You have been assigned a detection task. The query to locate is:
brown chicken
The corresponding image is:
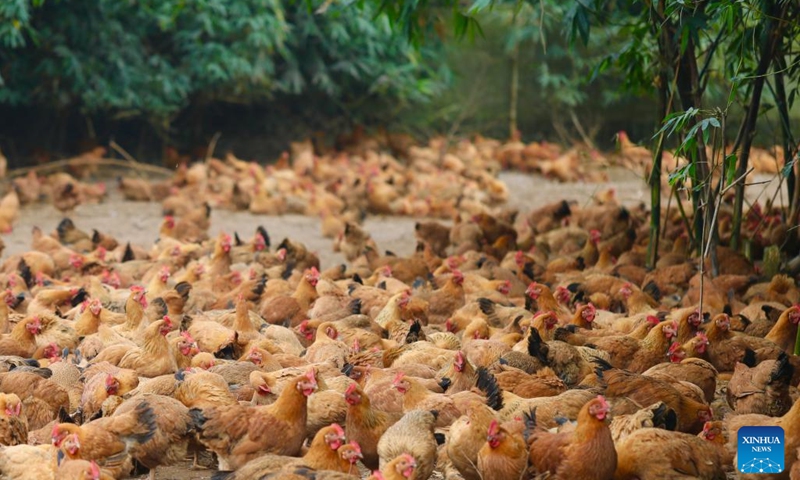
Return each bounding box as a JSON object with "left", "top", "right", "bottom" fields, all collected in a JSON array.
[
  {"left": 110, "top": 395, "right": 194, "bottom": 480},
  {"left": 643, "top": 357, "right": 718, "bottom": 404},
  {"left": 78, "top": 370, "right": 138, "bottom": 423},
  {"left": 0, "top": 370, "right": 69, "bottom": 431},
  {"left": 368, "top": 453, "right": 418, "bottom": 480},
  {"left": 217, "top": 424, "right": 359, "bottom": 478},
  {"left": 0, "top": 393, "right": 27, "bottom": 446},
  {"left": 94, "top": 317, "right": 176, "bottom": 377},
  {"left": 0, "top": 316, "right": 42, "bottom": 357},
  {"left": 259, "top": 267, "right": 320, "bottom": 327},
  {"left": 0, "top": 443, "right": 60, "bottom": 479},
  {"left": 594, "top": 359, "right": 712, "bottom": 433},
  {"left": 726, "top": 353, "right": 794, "bottom": 416},
  {"left": 56, "top": 457, "right": 109, "bottom": 480},
  {"left": 764, "top": 304, "right": 800, "bottom": 353},
  {"left": 444, "top": 402, "right": 497, "bottom": 480},
  {"left": 526, "top": 395, "right": 617, "bottom": 480},
  {"left": 477, "top": 418, "right": 528, "bottom": 480},
  {"left": 52, "top": 401, "right": 157, "bottom": 478},
  {"left": 344, "top": 383, "right": 400, "bottom": 470},
  {"left": 190, "top": 369, "right": 319, "bottom": 470},
  {"left": 376, "top": 410, "right": 437, "bottom": 480},
  {"left": 614, "top": 427, "right": 728, "bottom": 479},
  {"left": 414, "top": 221, "right": 451, "bottom": 258}
]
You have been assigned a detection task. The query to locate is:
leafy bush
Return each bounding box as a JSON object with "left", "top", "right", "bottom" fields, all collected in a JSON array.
[{"left": 0, "top": 0, "right": 447, "bottom": 122}]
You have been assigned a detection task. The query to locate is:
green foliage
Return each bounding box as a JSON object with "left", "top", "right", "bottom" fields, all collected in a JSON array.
[{"left": 0, "top": 0, "right": 447, "bottom": 122}]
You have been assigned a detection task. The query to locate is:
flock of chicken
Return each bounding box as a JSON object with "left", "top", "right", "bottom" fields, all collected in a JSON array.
[{"left": 0, "top": 133, "right": 795, "bottom": 480}]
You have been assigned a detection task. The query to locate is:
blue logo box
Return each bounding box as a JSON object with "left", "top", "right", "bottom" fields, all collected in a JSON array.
[{"left": 737, "top": 426, "right": 784, "bottom": 474}]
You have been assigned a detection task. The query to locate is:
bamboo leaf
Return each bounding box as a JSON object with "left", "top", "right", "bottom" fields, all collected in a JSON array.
[{"left": 725, "top": 153, "right": 737, "bottom": 187}]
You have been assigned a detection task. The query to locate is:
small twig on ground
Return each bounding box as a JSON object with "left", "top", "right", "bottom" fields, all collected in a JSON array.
[
  {"left": 110, "top": 141, "right": 150, "bottom": 180},
  {"left": 569, "top": 110, "right": 597, "bottom": 151},
  {"left": 206, "top": 132, "right": 222, "bottom": 163}
]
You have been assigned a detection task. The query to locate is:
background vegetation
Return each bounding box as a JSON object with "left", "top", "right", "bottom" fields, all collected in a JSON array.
[
  {"left": 5, "top": 0, "right": 795, "bottom": 167},
  {"left": 0, "top": 0, "right": 446, "bottom": 164}
]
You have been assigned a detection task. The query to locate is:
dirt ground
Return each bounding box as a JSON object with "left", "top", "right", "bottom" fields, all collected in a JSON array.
[
  {"left": 0, "top": 168, "right": 784, "bottom": 479},
  {"left": 3, "top": 168, "right": 783, "bottom": 267}
]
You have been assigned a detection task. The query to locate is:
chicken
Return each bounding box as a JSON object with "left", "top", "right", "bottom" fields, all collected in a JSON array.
[
  {"left": 0, "top": 316, "right": 42, "bottom": 357},
  {"left": 391, "top": 371, "right": 483, "bottom": 427},
  {"left": 376, "top": 410, "right": 437, "bottom": 480},
  {"left": 0, "top": 190, "right": 20, "bottom": 233},
  {"left": 476, "top": 418, "right": 527, "bottom": 480},
  {"left": 593, "top": 359, "right": 712, "bottom": 434},
  {"left": 413, "top": 270, "right": 465, "bottom": 325},
  {"left": 0, "top": 393, "right": 27, "bottom": 446},
  {"left": 369, "top": 453, "right": 418, "bottom": 480},
  {"left": 259, "top": 267, "right": 320, "bottom": 327},
  {"left": 643, "top": 357, "right": 718, "bottom": 404},
  {"left": 304, "top": 322, "right": 351, "bottom": 368},
  {"left": 414, "top": 221, "right": 451, "bottom": 257},
  {"left": 52, "top": 400, "right": 157, "bottom": 478},
  {"left": 0, "top": 370, "right": 69, "bottom": 431},
  {"left": 190, "top": 369, "right": 319, "bottom": 470},
  {"left": 118, "top": 177, "right": 153, "bottom": 201},
  {"left": 526, "top": 395, "right": 617, "bottom": 479},
  {"left": 174, "top": 369, "right": 238, "bottom": 409},
  {"left": 94, "top": 317, "right": 177, "bottom": 377},
  {"left": 344, "top": 383, "right": 400, "bottom": 470},
  {"left": 492, "top": 365, "right": 566, "bottom": 398},
  {"left": 442, "top": 401, "right": 495, "bottom": 480},
  {"left": 764, "top": 304, "right": 800, "bottom": 353},
  {"left": 48, "top": 173, "right": 84, "bottom": 214},
  {"left": 614, "top": 427, "right": 728, "bottom": 479},
  {"left": 726, "top": 353, "right": 794, "bottom": 416},
  {"left": 216, "top": 424, "right": 359, "bottom": 478},
  {"left": 0, "top": 443, "right": 59, "bottom": 480},
  {"left": 608, "top": 401, "right": 677, "bottom": 443},
  {"left": 111, "top": 395, "right": 194, "bottom": 480},
  {"left": 55, "top": 458, "right": 108, "bottom": 480}
]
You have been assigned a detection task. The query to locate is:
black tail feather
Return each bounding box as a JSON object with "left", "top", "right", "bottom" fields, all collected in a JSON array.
[
  {"left": 133, "top": 401, "right": 158, "bottom": 444},
  {"left": 174, "top": 281, "right": 192, "bottom": 301},
  {"left": 522, "top": 262, "right": 535, "bottom": 280},
  {"left": 257, "top": 226, "right": 270, "bottom": 248},
  {"left": 527, "top": 328, "right": 549, "bottom": 364},
  {"left": 341, "top": 363, "right": 355, "bottom": 377},
  {"left": 476, "top": 367, "right": 504, "bottom": 411},
  {"left": 592, "top": 357, "right": 615, "bottom": 378},
  {"left": 70, "top": 288, "right": 88, "bottom": 307},
  {"left": 251, "top": 275, "right": 267, "bottom": 298},
  {"left": 18, "top": 259, "right": 33, "bottom": 289},
  {"left": 477, "top": 297, "right": 495, "bottom": 316},
  {"left": 642, "top": 281, "right": 661, "bottom": 301},
  {"left": 522, "top": 407, "right": 537, "bottom": 443},
  {"left": 281, "top": 262, "right": 295, "bottom": 281},
  {"left": 770, "top": 353, "right": 794, "bottom": 385},
  {"left": 122, "top": 243, "right": 134, "bottom": 262},
  {"left": 189, "top": 407, "right": 206, "bottom": 430},
  {"left": 349, "top": 298, "right": 362, "bottom": 315},
  {"left": 742, "top": 348, "right": 757, "bottom": 368},
  {"left": 438, "top": 377, "right": 451, "bottom": 391},
  {"left": 651, "top": 402, "right": 678, "bottom": 431}
]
